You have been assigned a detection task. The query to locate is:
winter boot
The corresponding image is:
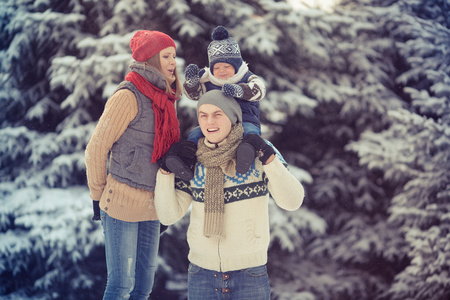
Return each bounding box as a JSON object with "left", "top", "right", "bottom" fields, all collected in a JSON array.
[
  {"left": 235, "top": 134, "right": 258, "bottom": 174},
  {"left": 165, "top": 141, "right": 197, "bottom": 181}
]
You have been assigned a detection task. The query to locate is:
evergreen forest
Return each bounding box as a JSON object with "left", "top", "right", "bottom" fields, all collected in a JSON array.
[{"left": 1, "top": 0, "right": 449, "bottom": 299}]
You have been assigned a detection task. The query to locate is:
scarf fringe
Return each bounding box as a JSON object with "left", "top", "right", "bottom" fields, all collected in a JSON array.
[{"left": 203, "top": 211, "right": 225, "bottom": 238}]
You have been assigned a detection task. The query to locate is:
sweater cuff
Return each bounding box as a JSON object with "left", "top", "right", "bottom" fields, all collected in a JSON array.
[
  {"left": 263, "top": 155, "right": 284, "bottom": 171},
  {"left": 89, "top": 188, "right": 104, "bottom": 201}
]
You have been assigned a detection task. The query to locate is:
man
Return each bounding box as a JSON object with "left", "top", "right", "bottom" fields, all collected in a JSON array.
[{"left": 155, "top": 89, "right": 304, "bottom": 300}]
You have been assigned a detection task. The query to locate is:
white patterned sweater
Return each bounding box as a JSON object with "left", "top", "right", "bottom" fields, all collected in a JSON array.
[{"left": 154, "top": 143, "right": 305, "bottom": 273}]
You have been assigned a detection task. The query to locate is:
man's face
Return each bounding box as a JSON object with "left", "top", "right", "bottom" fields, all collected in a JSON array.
[{"left": 198, "top": 104, "right": 232, "bottom": 144}]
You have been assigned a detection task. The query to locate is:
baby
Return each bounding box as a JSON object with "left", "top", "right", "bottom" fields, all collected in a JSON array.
[{"left": 159, "top": 26, "right": 266, "bottom": 180}]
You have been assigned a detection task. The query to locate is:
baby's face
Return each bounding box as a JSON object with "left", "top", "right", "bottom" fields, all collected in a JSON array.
[{"left": 213, "top": 63, "right": 235, "bottom": 80}]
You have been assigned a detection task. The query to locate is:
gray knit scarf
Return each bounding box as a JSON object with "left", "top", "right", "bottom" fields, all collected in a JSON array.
[{"left": 196, "top": 123, "right": 244, "bottom": 238}]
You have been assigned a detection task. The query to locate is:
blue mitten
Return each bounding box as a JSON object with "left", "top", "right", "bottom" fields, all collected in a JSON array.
[
  {"left": 185, "top": 64, "right": 200, "bottom": 88},
  {"left": 222, "top": 83, "right": 244, "bottom": 98}
]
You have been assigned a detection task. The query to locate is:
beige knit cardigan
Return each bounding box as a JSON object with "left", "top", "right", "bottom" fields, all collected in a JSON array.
[{"left": 85, "top": 89, "right": 158, "bottom": 222}]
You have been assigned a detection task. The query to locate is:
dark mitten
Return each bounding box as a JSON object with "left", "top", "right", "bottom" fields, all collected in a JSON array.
[
  {"left": 157, "top": 155, "right": 170, "bottom": 173},
  {"left": 185, "top": 64, "right": 200, "bottom": 88},
  {"left": 164, "top": 140, "right": 198, "bottom": 181},
  {"left": 92, "top": 200, "right": 100, "bottom": 221},
  {"left": 222, "top": 83, "right": 244, "bottom": 98},
  {"left": 242, "top": 134, "right": 275, "bottom": 165}
]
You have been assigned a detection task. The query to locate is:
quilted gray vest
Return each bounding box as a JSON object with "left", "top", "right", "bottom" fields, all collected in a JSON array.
[{"left": 109, "top": 81, "right": 159, "bottom": 192}]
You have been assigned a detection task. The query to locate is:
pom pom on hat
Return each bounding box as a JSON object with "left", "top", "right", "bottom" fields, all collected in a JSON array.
[
  {"left": 211, "top": 25, "right": 229, "bottom": 40},
  {"left": 197, "top": 90, "right": 242, "bottom": 125},
  {"left": 207, "top": 26, "right": 243, "bottom": 72},
  {"left": 130, "top": 30, "right": 176, "bottom": 62}
]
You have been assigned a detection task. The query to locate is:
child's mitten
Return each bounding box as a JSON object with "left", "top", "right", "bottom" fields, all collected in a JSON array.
[
  {"left": 222, "top": 83, "right": 244, "bottom": 98},
  {"left": 185, "top": 64, "right": 200, "bottom": 88}
]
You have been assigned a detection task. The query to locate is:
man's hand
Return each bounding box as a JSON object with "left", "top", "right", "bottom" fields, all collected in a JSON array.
[{"left": 241, "top": 134, "right": 275, "bottom": 165}]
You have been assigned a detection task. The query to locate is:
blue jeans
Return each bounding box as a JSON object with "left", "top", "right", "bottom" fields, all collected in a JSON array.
[
  {"left": 100, "top": 210, "right": 160, "bottom": 300},
  {"left": 187, "top": 263, "right": 270, "bottom": 300},
  {"left": 187, "top": 122, "right": 261, "bottom": 143}
]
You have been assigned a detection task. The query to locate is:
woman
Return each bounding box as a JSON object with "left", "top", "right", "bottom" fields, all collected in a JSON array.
[{"left": 85, "top": 30, "right": 181, "bottom": 299}]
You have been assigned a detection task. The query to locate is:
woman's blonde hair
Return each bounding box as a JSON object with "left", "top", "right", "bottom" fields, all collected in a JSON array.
[{"left": 145, "top": 54, "right": 182, "bottom": 98}]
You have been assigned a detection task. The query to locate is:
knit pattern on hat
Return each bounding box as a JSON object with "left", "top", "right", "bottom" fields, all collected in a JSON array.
[
  {"left": 207, "top": 26, "right": 242, "bottom": 72},
  {"left": 196, "top": 123, "right": 244, "bottom": 237},
  {"left": 130, "top": 30, "right": 176, "bottom": 62}
]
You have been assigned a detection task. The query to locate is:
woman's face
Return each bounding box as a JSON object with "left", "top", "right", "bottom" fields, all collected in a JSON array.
[
  {"left": 159, "top": 46, "right": 176, "bottom": 82},
  {"left": 198, "top": 104, "right": 232, "bottom": 144}
]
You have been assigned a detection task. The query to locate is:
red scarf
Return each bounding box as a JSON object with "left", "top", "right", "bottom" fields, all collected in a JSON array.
[{"left": 125, "top": 71, "right": 180, "bottom": 163}]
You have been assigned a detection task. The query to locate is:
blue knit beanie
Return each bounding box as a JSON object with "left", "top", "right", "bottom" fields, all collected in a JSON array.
[{"left": 207, "top": 26, "right": 243, "bottom": 73}]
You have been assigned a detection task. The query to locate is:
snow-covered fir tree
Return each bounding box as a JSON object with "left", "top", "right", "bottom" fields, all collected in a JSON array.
[
  {"left": 346, "top": 1, "right": 450, "bottom": 299},
  {"left": 0, "top": 0, "right": 448, "bottom": 299}
]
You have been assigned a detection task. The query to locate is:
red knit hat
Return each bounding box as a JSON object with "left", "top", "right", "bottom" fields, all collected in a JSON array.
[{"left": 130, "top": 30, "right": 176, "bottom": 62}]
